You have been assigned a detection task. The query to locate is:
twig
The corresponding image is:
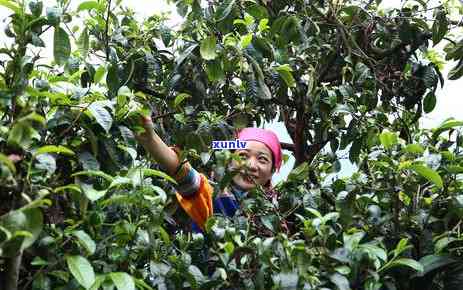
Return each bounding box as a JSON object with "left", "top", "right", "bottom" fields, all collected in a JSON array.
[
  {"left": 280, "top": 142, "right": 295, "bottom": 151},
  {"left": 105, "top": 0, "right": 112, "bottom": 60},
  {"left": 63, "top": 22, "right": 78, "bottom": 43},
  {"left": 153, "top": 112, "right": 176, "bottom": 120},
  {"left": 58, "top": 102, "right": 92, "bottom": 138}
]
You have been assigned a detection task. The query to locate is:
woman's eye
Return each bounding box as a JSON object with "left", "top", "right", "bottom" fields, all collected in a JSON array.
[{"left": 259, "top": 157, "right": 269, "bottom": 163}]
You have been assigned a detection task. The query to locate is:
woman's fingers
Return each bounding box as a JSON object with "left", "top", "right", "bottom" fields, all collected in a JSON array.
[{"left": 140, "top": 115, "right": 154, "bottom": 129}]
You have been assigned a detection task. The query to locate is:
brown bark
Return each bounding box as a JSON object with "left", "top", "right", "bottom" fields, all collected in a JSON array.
[
  {"left": 5, "top": 251, "right": 22, "bottom": 290},
  {"left": 294, "top": 109, "right": 306, "bottom": 166}
]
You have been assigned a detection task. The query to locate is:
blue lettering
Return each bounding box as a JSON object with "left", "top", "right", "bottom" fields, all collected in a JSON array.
[{"left": 212, "top": 140, "right": 247, "bottom": 150}]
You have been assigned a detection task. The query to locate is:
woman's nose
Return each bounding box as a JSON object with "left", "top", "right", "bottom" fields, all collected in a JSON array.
[{"left": 247, "top": 158, "right": 258, "bottom": 171}]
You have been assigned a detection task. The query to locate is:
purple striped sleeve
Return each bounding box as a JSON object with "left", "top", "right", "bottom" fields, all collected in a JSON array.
[{"left": 174, "top": 163, "right": 201, "bottom": 197}]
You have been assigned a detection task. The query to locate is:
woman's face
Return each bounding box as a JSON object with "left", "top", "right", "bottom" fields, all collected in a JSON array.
[{"left": 231, "top": 140, "right": 274, "bottom": 191}]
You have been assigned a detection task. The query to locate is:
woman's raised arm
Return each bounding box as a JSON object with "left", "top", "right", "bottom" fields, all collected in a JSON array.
[{"left": 134, "top": 116, "right": 181, "bottom": 176}]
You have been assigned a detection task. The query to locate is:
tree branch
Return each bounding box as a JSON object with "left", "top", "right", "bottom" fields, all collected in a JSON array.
[
  {"left": 280, "top": 142, "right": 295, "bottom": 151},
  {"left": 5, "top": 251, "right": 23, "bottom": 290}
]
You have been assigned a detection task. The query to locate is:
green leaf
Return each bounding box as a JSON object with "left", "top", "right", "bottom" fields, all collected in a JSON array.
[
  {"left": 359, "top": 243, "right": 387, "bottom": 262},
  {"left": 399, "top": 191, "right": 411, "bottom": 206},
  {"left": 187, "top": 265, "right": 205, "bottom": 287},
  {"left": 253, "top": 37, "right": 274, "bottom": 59},
  {"left": 435, "top": 236, "right": 456, "bottom": 253},
  {"left": 109, "top": 272, "right": 135, "bottom": 290},
  {"left": 258, "top": 18, "right": 269, "bottom": 32},
  {"left": 0, "top": 0, "right": 21, "bottom": 14},
  {"left": 349, "top": 138, "right": 362, "bottom": 163},
  {"left": 417, "top": 255, "right": 456, "bottom": 277},
  {"left": 94, "top": 65, "right": 106, "bottom": 83},
  {"left": 46, "top": 6, "right": 62, "bottom": 25},
  {"left": 240, "top": 33, "right": 253, "bottom": 49},
  {"left": 432, "top": 119, "right": 463, "bottom": 139},
  {"left": 54, "top": 26, "right": 71, "bottom": 65},
  {"left": 423, "top": 92, "right": 436, "bottom": 113},
  {"left": 160, "top": 25, "right": 172, "bottom": 47},
  {"left": 379, "top": 130, "right": 398, "bottom": 149},
  {"left": 432, "top": 10, "right": 448, "bottom": 46},
  {"left": 176, "top": 43, "right": 198, "bottom": 67},
  {"left": 214, "top": 0, "right": 236, "bottom": 22},
  {"left": 54, "top": 184, "right": 82, "bottom": 194},
  {"left": 7, "top": 123, "right": 32, "bottom": 149},
  {"left": 174, "top": 93, "right": 191, "bottom": 108},
  {"left": 0, "top": 153, "right": 16, "bottom": 174},
  {"left": 306, "top": 208, "right": 323, "bottom": 219},
  {"left": 72, "top": 230, "right": 96, "bottom": 255},
  {"left": 0, "top": 225, "right": 11, "bottom": 244},
  {"left": 200, "top": 36, "right": 217, "bottom": 60},
  {"left": 142, "top": 168, "right": 177, "bottom": 185},
  {"left": 32, "top": 272, "right": 51, "bottom": 289},
  {"left": 31, "top": 256, "right": 48, "bottom": 266},
  {"left": 134, "top": 278, "right": 155, "bottom": 290},
  {"left": 7, "top": 113, "right": 44, "bottom": 149},
  {"left": 88, "top": 103, "right": 113, "bottom": 133},
  {"left": 0, "top": 208, "right": 43, "bottom": 251},
  {"left": 273, "top": 272, "right": 298, "bottom": 289},
  {"left": 404, "top": 163, "right": 443, "bottom": 189},
  {"left": 79, "top": 183, "right": 107, "bottom": 201},
  {"left": 329, "top": 273, "right": 351, "bottom": 290},
  {"left": 447, "top": 165, "right": 463, "bottom": 174},
  {"left": 77, "top": 28, "right": 89, "bottom": 58},
  {"left": 260, "top": 215, "right": 275, "bottom": 232},
  {"left": 158, "top": 227, "right": 170, "bottom": 245},
  {"left": 79, "top": 152, "right": 100, "bottom": 171},
  {"left": 448, "top": 59, "right": 463, "bottom": 80},
  {"left": 247, "top": 54, "right": 271, "bottom": 100},
  {"left": 72, "top": 170, "right": 114, "bottom": 183},
  {"left": 31, "top": 32, "right": 45, "bottom": 47},
  {"left": 106, "top": 64, "right": 120, "bottom": 95},
  {"left": 393, "top": 238, "right": 412, "bottom": 258},
  {"left": 35, "top": 153, "right": 56, "bottom": 174},
  {"left": 89, "top": 275, "right": 106, "bottom": 290},
  {"left": 66, "top": 255, "right": 95, "bottom": 289},
  {"left": 403, "top": 144, "right": 424, "bottom": 154},
  {"left": 77, "top": 1, "right": 103, "bottom": 12},
  {"left": 343, "top": 231, "right": 365, "bottom": 251},
  {"left": 206, "top": 60, "right": 225, "bottom": 82},
  {"left": 275, "top": 64, "right": 296, "bottom": 88},
  {"left": 108, "top": 176, "right": 132, "bottom": 189},
  {"left": 386, "top": 258, "right": 424, "bottom": 274},
  {"left": 34, "top": 145, "right": 75, "bottom": 157},
  {"left": 18, "top": 113, "right": 46, "bottom": 124}
]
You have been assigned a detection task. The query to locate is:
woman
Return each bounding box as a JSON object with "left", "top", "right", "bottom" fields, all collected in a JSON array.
[{"left": 135, "top": 116, "right": 282, "bottom": 231}]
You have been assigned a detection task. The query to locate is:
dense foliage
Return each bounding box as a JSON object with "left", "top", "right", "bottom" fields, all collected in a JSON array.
[{"left": 1, "top": 0, "right": 463, "bottom": 289}]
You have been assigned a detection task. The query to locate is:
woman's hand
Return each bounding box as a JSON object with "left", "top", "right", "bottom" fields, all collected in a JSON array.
[
  {"left": 133, "top": 115, "right": 180, "bottom": 176},
  {"left": 134, "top": 115, "right": 156, "bottom": 150}
]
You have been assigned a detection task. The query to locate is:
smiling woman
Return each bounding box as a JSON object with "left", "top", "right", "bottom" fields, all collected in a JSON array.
[{"left": 135, "top": 116, "right": 283, "bottom": 231}]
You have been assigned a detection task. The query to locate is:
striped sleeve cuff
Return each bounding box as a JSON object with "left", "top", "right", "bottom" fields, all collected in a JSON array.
[{"left": 174, "top": 162, "right": 201, "bottom": 197}]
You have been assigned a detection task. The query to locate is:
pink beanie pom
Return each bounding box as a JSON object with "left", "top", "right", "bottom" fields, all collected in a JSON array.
[{"left": 236, "top": 127, "right": 283, "bottom": 172}]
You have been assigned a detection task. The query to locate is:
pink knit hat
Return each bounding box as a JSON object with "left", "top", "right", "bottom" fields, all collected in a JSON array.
[{"left": 236, "top": 128, "right": 282, "bottom": 172}]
